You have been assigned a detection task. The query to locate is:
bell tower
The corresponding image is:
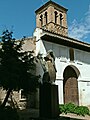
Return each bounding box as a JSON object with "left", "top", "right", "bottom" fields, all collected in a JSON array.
[{"left": 35, "top": 0, "right": 68, "bottom": 36}]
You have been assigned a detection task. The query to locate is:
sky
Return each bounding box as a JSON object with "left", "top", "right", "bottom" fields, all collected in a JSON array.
[{"left": 0, "top": 0, "right": 90, "bottom": 43}]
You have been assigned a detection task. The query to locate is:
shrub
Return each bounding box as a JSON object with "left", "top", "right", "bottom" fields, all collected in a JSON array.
[
  {"left": 59, "top": 103, "right": 90, "bottom": 116},
  {"left": 59, "top": 104, "right": 65, "bottom": 114},
  {"left": 59, "top": 102, "right": 76, "bottom": 114},
  {"left": 74, "top": 106, "right": 90, "bottom": 116}
]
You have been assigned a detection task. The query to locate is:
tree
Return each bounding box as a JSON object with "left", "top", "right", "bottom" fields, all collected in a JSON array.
[{"left": 0, "top": 30, "right": 39, "bottom": 108}]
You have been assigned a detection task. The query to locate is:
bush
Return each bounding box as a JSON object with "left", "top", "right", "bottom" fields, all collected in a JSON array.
[
  {"left": 59, "top": 103, "right": 90, "bottom": 116},
  {"left": 59, "top": 103, "right": 76, "bottom": 114},
  {"left": 0, "top": 106, "right": 19, "bottom": 120},
  {"left": 74, "top": 106, "right": 90, "bottom": 116}
]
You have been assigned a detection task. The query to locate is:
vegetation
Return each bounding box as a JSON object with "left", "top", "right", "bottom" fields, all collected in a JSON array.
[
  {"left": 0, "top": 30, "right": 39, "bottom": 108},
  {"left": 59, "top": 103, "right": 90, "bottom": 116}
]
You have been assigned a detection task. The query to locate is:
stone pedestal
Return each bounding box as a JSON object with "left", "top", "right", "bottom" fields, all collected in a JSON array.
[{"left": 39, "top": 83, "right": 59, "bottom": 119}]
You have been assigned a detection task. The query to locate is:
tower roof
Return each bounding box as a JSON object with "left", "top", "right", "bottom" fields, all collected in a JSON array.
[{"left": 35, "top": 0, "right": 68, "bottom": 14}]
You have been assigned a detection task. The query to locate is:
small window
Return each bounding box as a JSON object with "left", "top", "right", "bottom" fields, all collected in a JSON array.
[
  {"left": 19, "top": 89, "right": 26, "bottom": 101},
  {"left": 54, "top": 11, "right": 58, "bottom": 24},
  {"left": 40, "top": 14, "right": 43, "bottom": 26},
  {"left": 60, "top": 13, "right": 63, "bottom": 26},
  {"left": 69, "top": 48, "right": 74, "bottom": 61},
  {"left": 45, "top": 12, "right": 47, "bottom": 24}
]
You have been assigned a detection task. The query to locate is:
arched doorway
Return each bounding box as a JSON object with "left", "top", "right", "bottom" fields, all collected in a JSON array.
[{"left": 63, "top": 65, "right": 80, "bottom": 105}]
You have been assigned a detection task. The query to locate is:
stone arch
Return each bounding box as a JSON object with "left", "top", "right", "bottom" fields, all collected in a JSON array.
[
  {"left": 54, "top": 11, "right": 58, "bottom": 24},
  {"left": 45, "top": 12, "right": 48, "bottom": 24},
  {"left": 63, "top": 65, "right": 80, "bottom": 105},
  {"left": 40, "top": 14, "right": 43, "bottom": 27}
]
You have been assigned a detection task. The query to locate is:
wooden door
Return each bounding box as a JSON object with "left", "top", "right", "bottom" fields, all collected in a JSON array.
[{"left": 63, "top": 66, "right": 79, "bottom": 105}]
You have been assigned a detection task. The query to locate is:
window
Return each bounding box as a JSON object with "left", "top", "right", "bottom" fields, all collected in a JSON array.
[
  {"left": 40, "top": 14, "right": 43, "bottom": 26},
  {"left": 60, "top": 13, "right": 63, "bottom": 26},
  {"left": 69, "top": 48, "right": 74, "bottom": 61},
  {"left": 19, "top": 89, "right": 26, "bottom": 101},
  {"left": 54, "top": 11, "right": 58, "bottom": 24},
  {"left": 45, "top": 12, "right": 47, "bottom": 24}
]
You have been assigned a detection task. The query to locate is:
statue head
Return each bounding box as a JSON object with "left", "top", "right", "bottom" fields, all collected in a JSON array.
[{"left": 44, "top": 50, "right": 55, "bottom": 62}]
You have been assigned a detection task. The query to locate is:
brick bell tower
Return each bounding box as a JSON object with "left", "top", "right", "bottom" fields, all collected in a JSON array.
[{"left": 35, "top": 0, "right": 68, "bottom": 36}]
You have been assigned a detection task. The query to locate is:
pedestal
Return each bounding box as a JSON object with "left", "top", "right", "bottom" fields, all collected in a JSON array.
[{"left": 39, "top": 83, "right": 59, "bottom": 119}]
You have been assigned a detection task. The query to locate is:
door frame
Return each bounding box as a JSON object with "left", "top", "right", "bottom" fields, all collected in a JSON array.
[{"left": 63, "top": 65, "right": 80, "bottom": 105}]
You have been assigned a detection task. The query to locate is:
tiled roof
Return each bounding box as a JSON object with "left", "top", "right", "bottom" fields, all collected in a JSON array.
[{"left": 41, "top": 29, "right": 90, "bottom": 52}]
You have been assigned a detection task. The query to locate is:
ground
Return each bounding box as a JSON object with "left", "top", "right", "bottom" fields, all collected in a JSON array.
[
  {"left": 60, "top": 113, "right": 90, "bottom": 120},
  {"left": 20, "top": 109, "right": 90, "bottom": 120}
]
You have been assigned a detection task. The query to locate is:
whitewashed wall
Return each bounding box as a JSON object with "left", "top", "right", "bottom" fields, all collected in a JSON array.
[{"left": 34, "top": 28, "right": 90, "bottom": 106}]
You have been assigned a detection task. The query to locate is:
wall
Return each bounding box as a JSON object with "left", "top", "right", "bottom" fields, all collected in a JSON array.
[
  {"left": 35, "top": 31, "right": 90, "bottom": 106},
  {"left": 0, "top": 37, "right": 38, "bottom": 110}
]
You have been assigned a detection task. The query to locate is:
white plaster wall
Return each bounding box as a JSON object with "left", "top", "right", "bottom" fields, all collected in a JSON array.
[
  {"left": 75, "top": 49, "right": 90, "bottom": 64},
  {"left": 34, "top": 29, "right": 90, "bottom": 106},
  {"left": 78, "top": 81, "right": 90, "bottom": 106},
  {"left": 55, "top": 80, "right": 64, "bottom": 104},
  {"left": 39, "top": 40, "right": 90, "bottom": 82},
  {"left": 33, "top": 28, "right": 43, "bottom": 56}
]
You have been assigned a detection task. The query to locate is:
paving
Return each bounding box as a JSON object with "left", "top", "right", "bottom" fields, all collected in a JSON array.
[
  {"left": 60, "top": 113, "right": 90, "bottom": 120},
  {"left": 26, "top": 109, "right": 90, "bottom": 120},
  {"left": 19, "top": 104, "right": 90, "bottom": 120}
]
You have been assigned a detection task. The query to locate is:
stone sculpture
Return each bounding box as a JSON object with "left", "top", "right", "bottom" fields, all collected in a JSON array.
[{"left": 38, "top": 50, "right": 57, "bottom": 84}]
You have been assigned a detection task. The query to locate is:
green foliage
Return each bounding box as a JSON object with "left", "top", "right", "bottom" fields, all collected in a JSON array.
[
  {"left": 0, "top": 106, "right": 19, "bottom": 120},
  {"left": 74, "top": 106, "right": 90, "bottom": 116},
  {"left": 0, "top": 29, "right": 39, "bottom": 107},
  {"left": 59, "top": 103, "right": 76, "bottom": 114},
  {"left": 0, "top": 29, "right": 39, "bottom": 91},
  {"left": 59, "top": 103, "right": 90, "bottom": 116}
]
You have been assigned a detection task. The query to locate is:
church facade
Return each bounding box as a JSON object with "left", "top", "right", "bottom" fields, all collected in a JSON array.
[
  {"left": 0, "top": 0, "right": 90, "bottom": 111},
  {"left": 34, "top": 0, "right": 90, "bottom": 107}
]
